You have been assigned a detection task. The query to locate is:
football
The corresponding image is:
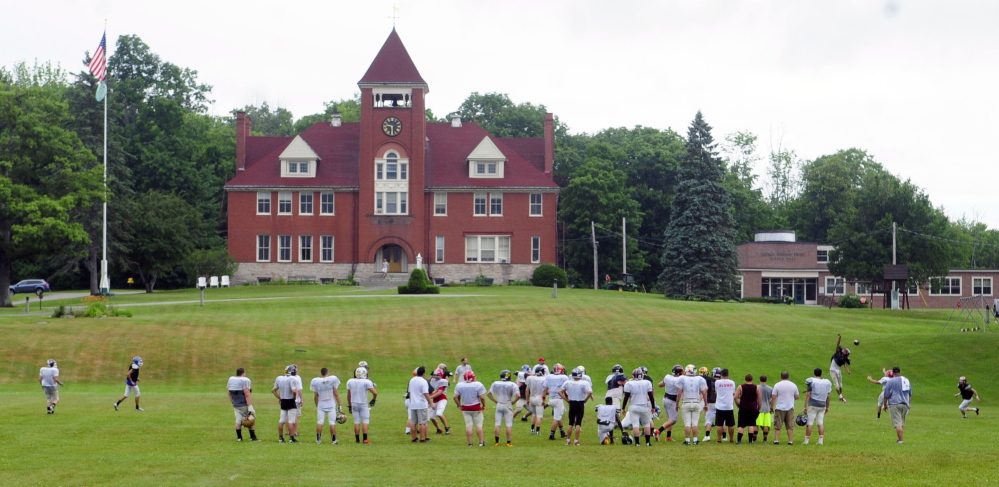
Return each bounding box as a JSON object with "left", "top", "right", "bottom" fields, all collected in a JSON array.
[{"left": 854, "top": 340, "right": 859, "bottom": 345}]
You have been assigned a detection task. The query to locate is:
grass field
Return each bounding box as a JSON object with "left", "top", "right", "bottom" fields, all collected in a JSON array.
[{"left": 1, "top": 285, "right": 996, "bottom": 486}]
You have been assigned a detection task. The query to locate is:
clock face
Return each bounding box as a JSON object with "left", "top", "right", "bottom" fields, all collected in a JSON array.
[{"left": 382, "top": 117, "right": 402, "bottom": 137}]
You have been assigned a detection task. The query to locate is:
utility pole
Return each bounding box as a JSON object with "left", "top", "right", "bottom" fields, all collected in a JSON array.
[
  {"left": 892, "top": 221, "right": 898, "bottom": 310},
  {"left": 592, "top": 221, "right": 598, "bottom": 290},
  {"left": 622, "top": 217, "right": 627, "bottom": 275}
]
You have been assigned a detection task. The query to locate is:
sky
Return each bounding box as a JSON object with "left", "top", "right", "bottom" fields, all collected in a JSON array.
[{"left": 4, "top": 0, "right": 998, "bottom": 230}]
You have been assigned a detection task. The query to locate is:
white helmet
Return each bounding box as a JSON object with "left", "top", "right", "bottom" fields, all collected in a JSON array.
[
  {"left": 685, "top": 364, "right": 697, "bottom": 376},
  {"left": 354, "top": 367, "right": 368, "bottom": 379},
  {"left": 577, "top": 365, "right": 586, "bottom": 374},
  {"left": 570, "top": 367, "right": 582, "bottom": 378},
  {"left": 47, "top": 359, "right": 57, "bottom": 367},
  {"left": 358, "top": 360, "right": 369, "bottom": 368}
]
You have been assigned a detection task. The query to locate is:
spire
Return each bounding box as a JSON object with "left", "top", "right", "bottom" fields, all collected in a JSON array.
[{"left": 359, "top": 30, "right": 428, "bottom": 91}]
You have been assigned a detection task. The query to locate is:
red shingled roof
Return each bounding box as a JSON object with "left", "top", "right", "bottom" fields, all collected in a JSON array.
[
  {"left": 225, "top": 122, "right": 556, "bottom": 190},
  {"left": 359, "top": 29, "right": 427, "bottom": 87}
]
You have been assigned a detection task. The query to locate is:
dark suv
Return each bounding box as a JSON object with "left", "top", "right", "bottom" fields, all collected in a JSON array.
[{"left": 9, "top": 279, "right": 51, "bottom": 296}]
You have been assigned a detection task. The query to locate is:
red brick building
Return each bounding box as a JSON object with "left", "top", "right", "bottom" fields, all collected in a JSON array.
[
  {"left": 738, "top": 230, "right": 999, "bottom": 309},
  {"left": 225, "top": 30, "right": 558, "bottom": 284}
]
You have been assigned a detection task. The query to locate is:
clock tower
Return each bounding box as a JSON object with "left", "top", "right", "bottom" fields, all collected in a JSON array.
[{"left": 357, "top": 29, "right": 429, "bottom": 271}]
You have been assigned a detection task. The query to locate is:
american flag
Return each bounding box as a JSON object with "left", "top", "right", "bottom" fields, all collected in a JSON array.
[{"left": 88, "top": 31, "right": 107, "bottom": 82}]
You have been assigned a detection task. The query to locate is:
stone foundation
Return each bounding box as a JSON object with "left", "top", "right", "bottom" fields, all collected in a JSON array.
[
  {"left": 423, "top": 263, "right": 538, "bottom": 284},
  {"left": 232, "top": 263, "right": 357, "bottom": 285},
  {"left": 232, "top": 262, "right": 541, "bottom": 285}
]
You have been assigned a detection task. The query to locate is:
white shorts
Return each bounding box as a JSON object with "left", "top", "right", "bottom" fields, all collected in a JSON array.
[
  {"left": 681, "top": 401, "right": 701, "bottom": 428},
  {"left": 529, "top": 396, "right": 545, "bottom": 418},
  {"left": 43, "top": 387, "right": 59, "bottom": 402},
  {"left": 705, "top": 404, "right": 717, "bottom": 425},
  {"left": 123, "top": 384, "right": 140, "bottom": 398},
  {"left": 806, "top": 407, "right": 825, "bottom": 426},
  {"left": 598, "top": 423, "right": 616, "bottom": 442},
  {"left": 663, "top": 397, "right": 678, "bottom": 423},
  {"left": 830, "top": 369, "right": 843, "bottom": 390},
  {"left": 317, "top": 407, "right": 337, "bottom": 425},
  {"left": 463, "top": 410, "right": 484, "bottom": 429},
  {"left": 959, "top": 399, "right": 974, "bottom": 410},
  {"left": 625, "top": 405, "right": 652, "bottom": 429},
  {"left": 280, "top": 409, "right": 298, "bottom": 424},
  {"left": 431, "top": 400, "right": 447, "bottom": 419},
  {"left": 550, "top": 398, "right": 565, "bottom": 421},
  {"left": 351, "top": 402, "right": 370, "bottom": 424},
  {"left": 233, "top": 408, "right": 249, "bottom": 423},
  {"left": 495, "top": 403, "right": 514, "bottom": 427},
  {"left": 514, "top": 397, "right": 526, "bottom": 410},
  {"left": 878, "top": 392, "right": 886, "bottom": 407}
]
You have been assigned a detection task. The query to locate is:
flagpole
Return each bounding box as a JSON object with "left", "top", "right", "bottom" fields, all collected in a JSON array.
[{"left": 99, "top": 22, "right": 110, "bottom": 295}]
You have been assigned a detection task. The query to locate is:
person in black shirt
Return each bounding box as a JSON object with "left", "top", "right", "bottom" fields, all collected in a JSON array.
[
  {"left": 955, "top": 376, "right": 981, "bottom": 418},
  {"left": 830, "top": 334, "right": 852, "bottom": 403}
]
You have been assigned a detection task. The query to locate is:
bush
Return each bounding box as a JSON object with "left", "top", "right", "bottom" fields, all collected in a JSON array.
[
  {"left": 837, "top": 293, "right": 867, "bottom": 309},
  {"left": 532, "top": 264, "right": 567, "bottom": 288},
  {"left": 506, "top": 280, "right": 533, "bottom": 286},
  {"left": 743, "top": 296, "right": 782, "bottom": 304},
  {"left": 398, "top": 284, "right": 440, "bottom": 295},
  {"left": 398, "top": 269, "right": 438, "bottom": 294}
]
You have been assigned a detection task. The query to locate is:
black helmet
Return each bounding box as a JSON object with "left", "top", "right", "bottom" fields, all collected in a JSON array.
[
  {"left": 795, "top": 414, "right": 808, "bottom": 427},
  {"left": 500, "top": 369, "right": 512, "bottom": 381},
  {"left": 612, "top": 364, "right": 624, "bottom": 373},
  {"left": 672, "top": 365, "right": 683, "bottom": 376}
]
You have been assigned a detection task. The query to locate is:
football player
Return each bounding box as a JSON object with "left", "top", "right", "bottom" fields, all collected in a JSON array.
[
  {"left": 595, "top": 396, "right": 623, "bottom": 444},
  {"left": 605, "top": 365, "right": 626, "bottom": 408},
  {"left": 513, "top": 365, "right": 532, "bottom": 421},
  {"left": 310, "top": 367, "right": 342, "bottom": 444},
  {"left": 560, "top": 367, "right": 594, "bottom": 445},
  {"left": 655, "top": 364, "right": 683, "bottom": 441},
  {"left": 544, "top": 363, "right": 570, "bottom": 440},
  {"left": 114, "top": 356, "right": 144, "bottom": 412},
  {"left": 346, "top": 367, "right": 377, "bottom": 443},
  {"left": 429, "top": 367, "right": 451, "bottom": 435},
  {"left": 227, "top": 367, "right": 258, "bottom": 441},
  {"left": 288, "top": 364, "right": 304, "bottom": 441},
  {"left": 39, "top": 359, "right": 63, "bottom": 414},
  {"left": 454, "top": 370, "right": 488, "bottom": 446},
  {"left": 622, "top": 368, "right": 655, "bottom": 446},
  {"left": 955, "top": 376, "right": 981, "bottom": 418},
  {"left": 525, "top": 365, "right": 547, "bottom": 434},
  {"left": 272, "top": 365, "right": 299, "bottom": 443},
  {"left": 487, "top": 369, "right": 520, "bottom": 446},
  {"left": 830, "top": 334, "right": 852, "bottom": 402}
]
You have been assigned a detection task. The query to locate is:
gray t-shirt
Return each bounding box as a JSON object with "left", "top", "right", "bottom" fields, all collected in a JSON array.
[
  {"left": 805, "top": 377, "right": 832, "bottom": 407},
  {"left": 883, "top": 376, "right": 912, "bottom": 406},
  {"left": 758, "top": 384, "right": 774, "bottom": 413},
  {"left": 227, "top": 376, "right": 252, "bottom": 407}
]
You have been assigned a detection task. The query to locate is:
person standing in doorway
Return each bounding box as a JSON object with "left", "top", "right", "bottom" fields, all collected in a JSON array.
[{"left": 381, "top": 259, "right": 389, "bottom": 278}]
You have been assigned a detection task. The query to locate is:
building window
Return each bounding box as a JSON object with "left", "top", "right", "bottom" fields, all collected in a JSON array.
[
  {"left": 737, "top": 276, "right": 745, "bottom": 299},
  {"left": 434, "top": 193, "right": 447, "bottom": 215},
  {"left": 856, "top": 282, "right": 871, "bottom": 294},
  {"left": 474, "top": 162, "right": 498, "bottom": 175},
  {"left": 436, "top": 236, "right": 445, "bottom": 263},
  {"left": 299, "top": 235, "right": 312, "bottom": 262},
  {"left": 490, "top": 193, "right": 503, "bottom": 216},
  {"left": 376, "top": 151, "right": 407, "bottom": 181},
  {"left": 930, "top": 277, "right": 962, "bottom": 295},
  {"left": 474, "top": 193, "right": 487, "bottom": 216},
  {"left": 320, "top": 192, "right": 334, "bottom": 215},
  {"left": 299, "top": 193, "right": 313, "bottom": 215},
  {"left": 375, "top": 192, "right": 408, "bottom": 215},
  {"left": 973, "top": 277, "right": 992, "bottom": 296},
  {"left": 817, "top": 250, "right": 828, "bottom": 263},
  {"left": 257, "top": 192, "right": 271, "bottom": 215},
  {"left": 278, "top": 192, "right": 292, "bottom": 215},
  {"left": 465, "top": 236, "right": 511, "bottom": 263},
  {"left": 824, "top": 277, "right": 845, "bottom": 295},
  {"left": 320, "top": 235, "right": 334, "bottom": 262},
  {"left": 530, "top": 193, "right": 542, "bottom": 216},
  {"left": 256, "top": 235, "right": 270, "bottom": 262},
  {"left": 278, "top": 235, "right": 292, "bottom": 262},
  {"left": 531, "top": 236, "right": 540, "bottom": 263}
]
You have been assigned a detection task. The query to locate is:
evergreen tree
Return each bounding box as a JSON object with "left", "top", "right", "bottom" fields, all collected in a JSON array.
[{"left": 659, "top": 112, "right": 740, "bottom": 300}]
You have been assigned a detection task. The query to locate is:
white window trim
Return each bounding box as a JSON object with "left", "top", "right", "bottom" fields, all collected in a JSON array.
[
  {"left": 434, "top": 192, "right": 447, "bottom": 216},
  {"left": 531, "top": 236, "right": 540, "bottom": 263},
  {"left": 465, "top": 235, "right": 511, "bottom": 263},
  {"left": 929, "top": 276, "right": 962, "bottom": 296},
  {"left": 278, "top": 235, "right": 292, "bottom": 263},
  {"left": 320, "top": 192, "right": 335, "bottom": 216},
  {"left": 473, "top": 192, "right": 487, "bottom": 217},
  {"left": 277, "top": 192, "right": 293, "bottom": 215},
  {"left": 299, "top": 193, "right": 313, "bottom": 216},
  {"left": 256, "top": 192, "right": 271, "bottom": 215},
  {"left": 824, "top": 277, "right": 845, "bottom": 295},
  {"left": 299, "top": 235, "right": 313, "bottom": 262},
  {"left": 972, "top": 276, "right": 993, "bottom": 296},
  {"left": 374, "top": 151, "right": 409, "bottom": 181},
  {"left": 280, "top": 159, "right": 316, "bottom": 178},
  {"left": 375, "top": 191, "right": 408, "bottom": 215},
  {"left": 529, "top": 193, "right": 543, "bottom": 217},
  {"left": 489, "top": 193, "right": 503, "bottom": 217},
  {"left": 469, "top": 160, "right": 505, "bottom": 179},
  {"left": 320, "top": 235, "right": 334, "bottom": 263},
  {"left": 436, "top": 236, "right": 445, "bottom": 263},
  {"left": 256, "top": 235, "right": 270, "bottom": 262}
]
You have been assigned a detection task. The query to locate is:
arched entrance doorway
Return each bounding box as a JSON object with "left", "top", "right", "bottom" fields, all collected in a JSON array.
[{"left": 377, "top": 244, "right": 407, "bottom": 273}]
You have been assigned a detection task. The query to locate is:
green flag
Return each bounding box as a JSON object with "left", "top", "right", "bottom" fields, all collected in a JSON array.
[{"left": 95, "top": 81, "right": 107, "bottom": 102}]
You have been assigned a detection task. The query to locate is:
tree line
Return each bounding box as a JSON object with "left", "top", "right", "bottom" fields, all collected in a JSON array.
[{"left": 2, "top": 35, "right": 996, "bottom": 306}]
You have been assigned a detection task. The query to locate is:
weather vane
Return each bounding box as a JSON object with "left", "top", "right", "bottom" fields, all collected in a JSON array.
[{"left": 389, "top": 6, "right": 400, "bottom": 28}]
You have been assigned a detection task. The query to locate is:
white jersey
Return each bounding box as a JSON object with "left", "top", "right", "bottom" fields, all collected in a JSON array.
[
  {"left": 408, "top": 376, "right": 430, "bottom": 409},
  {"left": 290, "top": 375, "right": 303, "bottom": 400},
  {"left": 227, "top": 376, "right": 251, "bottom": 392},
  {"left": 581, "top": 374, "right": 592, "bottom": 386},
  {"left": 454, "top": 364, "right": 472, "bottom": 380},
  {"left": 714, "top": 378, "right": 736, "bottom": 410},
  {"left": 596, "top": 404, "right": 618, "bottom": 424},
  {"left": 526, "top": 375, "right": 547, "bottom": 397},
  {"left": 274, "top": 375, "right": 295, "bottom": 400},
  {"left": 562, "top": 379, "right": 593, "bottom": 401},
  {"left": 489, "top": 381, "right": 519, "bottom": 404},
  {"left": 310, "top": 376, "right": 341, "bottom": 409},
  {"left": 677, "top": 375, "right": 707, "bottom": 401},
  {"left": 516, "top": 371, "right": 528, "bottom": 384},
  {"left": 662, "top": 374, "right": 681, "bottom": 396},
  {"left": 39, "top": 367, "right": 59, "bottom": 387},
  {"left": 544, "top": 374, "right": 570, "bottom": 397},
  {"left": 624, "top": 379, "right": 653, "bottom": 407},
  {"left": 346, "top": 378, "right": 374, "bottom": 404},
  {"left": 878, "top": 376, "right": 890, "bottom": 388},
  {"left": 430, "top": 377, "right": 449, "bottom": 399},
  {"left": 454, "top": 381, "right": 487, "bottom": 407}
]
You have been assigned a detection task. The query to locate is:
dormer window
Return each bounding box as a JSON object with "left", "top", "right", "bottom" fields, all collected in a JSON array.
[
  {"left": 467, "top": 136, "right": 507, "bottom": 179},
  {"left": 279, "top": 136, "right": 319, "bottom": 178}
]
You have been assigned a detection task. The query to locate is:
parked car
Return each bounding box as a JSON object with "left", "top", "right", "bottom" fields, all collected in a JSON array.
[{"left": 9, "top": 279, "right": 51, "bottom": 296}]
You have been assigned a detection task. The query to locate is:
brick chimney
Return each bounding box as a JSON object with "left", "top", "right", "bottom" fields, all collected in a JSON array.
[
  {"left": 544, "top": 113, "right": 554, "bottom": 175},
  {"left": 236, "top": 111, "right": 251, "bottom": 171}
]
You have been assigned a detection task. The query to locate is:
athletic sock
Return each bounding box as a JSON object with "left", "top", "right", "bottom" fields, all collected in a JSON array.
[
  {"left": 645, "top": 435, "right": 651, "bottom": 444},
  {"left": 236, "top": 429, "right": 243, "bottom": 440},
  {"left": 657, "top": 426, "right": 665, "bottom": 434},
  {"left": 317, "top": 433, "right": 321, "bottom": 441},
  {"left": 116, "top": 399, "right": 122, "bottom": 406},
  {"left": 495, "top": 436, "right": 500, "bottom": 444},
  {"left": 355, "top": 434, "right": 360, "bottom": 442},
  {"left": 737, "top": 433, "right": 744, "bottom": 442},
  {"left": 666, "top": 431, "right": 672, "bottom": 439},
  {"left": 249, "top": 430, "right": 257, "bottom": 440},
  {"left": 762, "top": 434, "right": 768, "bottom": 442},
  {"left": 279, "top": 435, "right": 284, "bottom": 441},
  {"left": 362, "top": 433, "right": 368, "bottom": 441}
]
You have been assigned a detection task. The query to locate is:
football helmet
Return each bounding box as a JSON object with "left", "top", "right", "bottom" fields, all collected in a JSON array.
[
  {"left": 612, "top": 364, "right": 624, "bottom": 374},
  {"left": 632, "top": 368, "right": 643, "bottom": 379},
  {"left": 358, "top": 360, "right": 369, "bottom": 368},
  {"left": 354, "top": 367, "right": 368, "bottom": 379},
  {"left": 959, "top": 376, "right": 966, "bottom": 383},
  {"left": 553, "top": 363, "right": 566, "bottom": 375},
  {"left": 521, "top": 365, "right": 531, "bottom": 373},
  {"left": 887, "top": 370, "right": 894, "bottom": 378},
  {"left": 437, "top": 363, "right": 447, "bottom": 370},
  {"left": 842, "top": 348, "right": 851, "bottom": 356},
  {"left": 500, "top": 370, "right": 512, "bottom": 381},
  {"left": 570, "top": 367, "right": 582, "bottom": 378},
  {"left": 795, "top": 414, "right": 808, "bottom": 427},
  {"left": 577, "top": 366, "right": 586, "bottom": 374},
  {"left": 621, "top": 434, "right": 633, "bottom": 445},
  {"left": 463, "top": 370, "right": 476, "bottom": 382},
  {"left": 534, "top": 365, "right": 546, "bottom": 376},
  {"left": 47, "top": 359, "right": 57, "bottom": 367},
  {"left": 432, "top": 368, "right": 444, "bottom": 379},
  {"left": 640, "top": 366, "right": 649, "bottom": 374},
  {"left": 241, "top": 414, "right": 256, "bottom": 428},
  {"left": 336, "top": 411, "right": 347, "bottom": 424},
  {"left": 685, "top": 364, "right": 697, "bottom": 376},
  {"left": 698, "top": 367, "right": 708, "bottom": 376},
  {"left": 286, "top": 364, "right": 297, "bottom": 376},
  {"left": 132, "top": 356, "right": 143, "bottom": 367},
  {"left": 712, "top": 367, "right": 722, "bottom": 377},
  {"left": 652, "top": 405, "right": 661, "bottom": 420},
  {"left": 672, "top": 365, "right": 683, "bottom": 376}
]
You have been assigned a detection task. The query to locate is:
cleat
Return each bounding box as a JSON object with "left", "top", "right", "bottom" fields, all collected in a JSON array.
[
  {"left": 560, "top": 430, "right": 567, "bottom": 439},
  {"left": 702, "top": 436, "right": 710, "bottom": 442},
  {"left": 788, "top": 442, "right": 793, "bottom": 445},
  {"left": 479, "top": 443, "right": 484, "bottom": 447},
  {"left": 331, "top": 440, "right": 338, "bottom": 445},
  {"left": 316, "top": 439, "right": 322, "bottom": 444},
  {"left": 803, "top": 439, "right": 809, "bottom": 445},
  {"left": 817, "top": 439, "right": 823, "bottom": 445},
  {"left": 289, "top": 437, "right": 300, "bottom": 443},
  {"left": 363, "top": 439, "right": 371, "bottom": 444},
  {"left": 877, "top": 412, "right": 881, "bottom": 418},
  {"left": 646, "top": 442, "right": 652, "bottom": 447},
  {"left": 236, "top": 438, "right": 242, "bottom": 442},
  {"left": 412, "top": 438, "right": 418, "bottom": 443},
  {"left": 437, "top": 429, "right": 444, "bottom": 435},
  {"left": 566, "top": 439, "right": 571, "bottom": 446},
  {"left": 279, "top": 438, "right": 285, "bottom": 443},
  {"left": 736, "top": 441, "right": 742, "bottom": 445},
  {"left": 976, "top": 408, "right": 980, "bottom": 416},
  {"left": 521, "top": 416, "right": 528, "bottom": 421},
  {"left": 468, "top": 444, "right": 473, "bottom": 447},
  {"left": 251, "top": 438, "right": 261, "bottom": 442},
  {"left": 693, "top": 440, "right": 699, "bottom": 446},
  {"left": 446, "top": 427, "right": 451, "bottom": 435},
  {"left": 683, "top": 440, "right": 690, "bottom": 446},
  {"left": 839, "top": 396, "right": 847, "bottom": 403},
  {"left": 495, "top": 442, "right": 501, "bottom": 446},
  {"left": 774, "top": 441, "right": 779, "bottom": 445},
  {"left": 113, "top": 403, "right": 119, "bottom": 411},
  {"left": 507, "top": 442, "right": 513, "bottom": 447},
  {"left": 135, "top": 408, "right": 145, "bottom": 412},
  {"left": 653, "top": 430, "right": 660, "bottom": 441},
  {"left": 896, "top": 440, "right": 903, "bottom": 444},
  {"left": 574, "top": 440, "right": 580, "bottom": 446}
]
